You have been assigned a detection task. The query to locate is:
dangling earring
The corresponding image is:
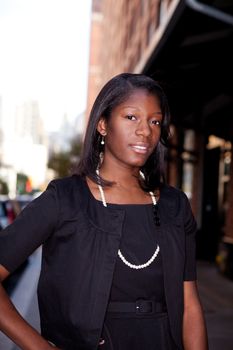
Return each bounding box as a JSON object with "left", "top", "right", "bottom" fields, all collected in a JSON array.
[{"left": 101, "top": 135, "right": 105, "bottom": 145}]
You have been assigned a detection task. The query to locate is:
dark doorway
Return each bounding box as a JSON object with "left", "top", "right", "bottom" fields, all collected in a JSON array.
[{"left": 197, "top": 146, "right": 221, "bottom": 261}]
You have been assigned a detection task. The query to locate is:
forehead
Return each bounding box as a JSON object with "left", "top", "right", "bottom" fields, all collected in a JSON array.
[{"left": 119, "top": 89, "right": 160, "bottom": 107}]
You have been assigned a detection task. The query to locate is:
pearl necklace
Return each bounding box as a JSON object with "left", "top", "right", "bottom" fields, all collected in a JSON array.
[{"left": 96, "top": 169, "right": 160, "bottom": 269}]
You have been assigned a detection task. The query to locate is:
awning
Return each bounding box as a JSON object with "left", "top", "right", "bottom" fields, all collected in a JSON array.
[{"left": 142, "top": 0, "right": 233, "bottom": 140}]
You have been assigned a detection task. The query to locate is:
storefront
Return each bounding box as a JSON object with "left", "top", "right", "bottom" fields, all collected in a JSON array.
[{"left": 142, "top": 0, "right": 233, "bottom": 277}]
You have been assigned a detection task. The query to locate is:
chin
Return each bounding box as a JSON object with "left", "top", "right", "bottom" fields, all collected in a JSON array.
[{"left": 128, "top": 158, "right": 148, "bottom": 168}]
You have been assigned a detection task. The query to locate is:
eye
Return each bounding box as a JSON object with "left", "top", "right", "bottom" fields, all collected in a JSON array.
[
  {"left": 151, "top": 120, "right": 161, "bottom": 126},
  {"left": 126, "top": 114, "right": 137, "bottom": 121}
]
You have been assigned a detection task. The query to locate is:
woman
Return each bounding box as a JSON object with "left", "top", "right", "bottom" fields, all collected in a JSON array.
[{"left": 0, "top": 73, "right": 208, "bottom": 350}]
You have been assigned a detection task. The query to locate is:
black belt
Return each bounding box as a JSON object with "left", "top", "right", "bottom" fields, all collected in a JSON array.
[{"left": 107, "top": 300, "right": 166, "bottom": 314}]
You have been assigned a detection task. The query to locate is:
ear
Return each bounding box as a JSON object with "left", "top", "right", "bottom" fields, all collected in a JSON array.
[{"left": 97, "top": 117, "right": 107, "bottom": 136}]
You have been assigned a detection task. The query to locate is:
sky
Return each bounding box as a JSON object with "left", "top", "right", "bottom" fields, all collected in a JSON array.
[{"left": 0, "top": 0, "right": 92, "bottom": 132}]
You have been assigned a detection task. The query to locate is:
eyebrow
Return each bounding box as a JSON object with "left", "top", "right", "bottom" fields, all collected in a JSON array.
[{"left": 121, "top": 106, "right": 162, "bottom": 115}]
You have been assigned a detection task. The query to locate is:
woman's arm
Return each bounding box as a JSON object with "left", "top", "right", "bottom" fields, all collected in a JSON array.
[
  {"left": 183, "top": 281, "right": 208, "bottom": 350},
  {"left": 0, "top": 265, "right": 61, "bottom": 350}
]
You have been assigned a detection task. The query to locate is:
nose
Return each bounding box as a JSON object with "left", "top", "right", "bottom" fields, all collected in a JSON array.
[{"left": 135, "top": 120, "right": 151, "bottom": 137}]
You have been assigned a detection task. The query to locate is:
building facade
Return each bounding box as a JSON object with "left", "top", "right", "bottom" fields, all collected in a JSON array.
[
  {"left": 87, "top": 0, "right": 176, "bottom": 110},
  {"left": 86, "top": 0, "right": 233, "bottom": 277},
  {"left": 85, "top": 0, "right": 105, "bottom": 123}
]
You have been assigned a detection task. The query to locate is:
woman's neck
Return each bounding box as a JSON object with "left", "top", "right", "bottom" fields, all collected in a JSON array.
[
  {"left": 99, "top": 162, "right": 140, "bottom": 189},
  {"left": 87, "top": 167, "right": 152, "bottom": 204}
]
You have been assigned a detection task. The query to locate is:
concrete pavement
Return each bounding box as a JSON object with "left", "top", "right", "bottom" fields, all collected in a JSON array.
[
  {"left": 0, "top": 248, "right": 41, "bottom": 350},
  {"left": 197, "top": 260, "right": 233, "bottom": 350}
]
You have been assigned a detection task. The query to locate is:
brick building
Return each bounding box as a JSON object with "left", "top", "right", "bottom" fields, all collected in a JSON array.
[
  {"left": 86, "top": 0, "right": 233, "bottom": 277},
  {"left": 85, "top": 0, "right": 104, "bottom": 127},
  {"left": 87, "top": 0, "right": 176, "bottom": 98}
]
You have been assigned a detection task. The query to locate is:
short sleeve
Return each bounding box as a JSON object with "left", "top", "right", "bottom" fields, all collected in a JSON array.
[
  {"left": 0, "top": 181, "right": 59, "bottom": 273},
  {"left": 182, "top": 192, "right": 197, "bottom": 281}
]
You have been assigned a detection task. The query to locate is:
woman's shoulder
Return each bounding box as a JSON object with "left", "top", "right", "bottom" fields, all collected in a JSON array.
[
  {"left": 46, "top": 175, "right": 85, "bottom": 202},
  {"left": 160, "top": 183, "right": 187, "bottom": 199},
  {"left": 45, "top": 175, "right": 86, "bottom": 217},
  {"left": 48, "top": 174, "right": 83, "bottom": 190},
  {"left": 159, "top": 184, "right": 191, "bottom": 213}
]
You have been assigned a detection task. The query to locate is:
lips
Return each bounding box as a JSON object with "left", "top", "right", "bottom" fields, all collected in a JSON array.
[{"left": 129, "top": 143, "right": 150, "bottom": 154}]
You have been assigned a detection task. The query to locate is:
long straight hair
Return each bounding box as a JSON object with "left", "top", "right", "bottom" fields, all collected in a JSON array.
[{"left": 75, "top": 73, "right": 171, "bottom": 191}]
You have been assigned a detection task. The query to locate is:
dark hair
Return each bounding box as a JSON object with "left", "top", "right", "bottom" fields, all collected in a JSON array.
[{"left": 75, "top": 73, "right": 170, "bottom": 191}]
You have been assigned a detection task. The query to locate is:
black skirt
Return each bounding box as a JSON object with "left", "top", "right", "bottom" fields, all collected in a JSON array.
[{"left": 99, "top": 311, "right": 178, "bottom": 350}]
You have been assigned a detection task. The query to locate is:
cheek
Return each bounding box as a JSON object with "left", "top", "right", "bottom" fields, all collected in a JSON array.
[
  {"left": 105, "top": 128, "right": 131, "bottom": 156},
  {"left": 152, "top": 128, "right": 161, "bottom": 143},
  {"left": 108, "top": 125, "right": 130, "bottom": 143}
]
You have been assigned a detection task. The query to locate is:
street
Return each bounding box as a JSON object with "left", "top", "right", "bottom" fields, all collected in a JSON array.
[{"left": 0, "top": 249, "right": 233, "bottom": 350}]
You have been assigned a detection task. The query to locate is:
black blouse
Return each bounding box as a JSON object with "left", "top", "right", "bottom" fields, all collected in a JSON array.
[{"left": 98, "top": 203, "right": 166, "bottom": 303}]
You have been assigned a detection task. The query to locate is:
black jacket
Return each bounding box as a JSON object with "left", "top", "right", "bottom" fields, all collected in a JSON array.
[{"left": 0, "top": 175, "right": 197, "bottom": 350}]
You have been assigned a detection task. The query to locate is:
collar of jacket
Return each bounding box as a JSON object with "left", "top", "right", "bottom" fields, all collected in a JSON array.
[{"left": 77, "top": 175, "right": 126, "bottom": 234}]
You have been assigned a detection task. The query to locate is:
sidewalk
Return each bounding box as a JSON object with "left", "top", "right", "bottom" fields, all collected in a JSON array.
[
  {"left": 197, "top": 260, "right": 233, "bottom": 350},
  {"left": 0, "top": 254, "right": 233, "bottom": 349},
  {"left": 0, "top": 248, "right": 41, "bottom": 350}
]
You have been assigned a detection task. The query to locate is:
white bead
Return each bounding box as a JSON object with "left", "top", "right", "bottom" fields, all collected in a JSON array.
[
  {"left": 117, "top": 245, "right": 160, "bottom": 270},
  {"left": 96, "top": 169, "right": 160, "bottom": 270}
]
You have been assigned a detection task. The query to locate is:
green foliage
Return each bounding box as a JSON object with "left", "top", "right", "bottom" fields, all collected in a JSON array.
[
  {"left": 48, "top": 136, "right": 83, "bottom": 178},
  {"left": 0, "top": 178, "right": 9, "bottom": 195},
  {"left": 17, "top": 173, "right": 29, "bottom": 194},
  {"left": 48, "top": 152, "right": 71, "bottom": 177},
  {"left": 70, "top": 137, "right": 82, "bottom": 155}
]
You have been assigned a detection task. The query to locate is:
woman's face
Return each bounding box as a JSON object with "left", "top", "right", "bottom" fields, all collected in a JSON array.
[{"left": 97, "top": 89, "right": 162, "bottom": 171}]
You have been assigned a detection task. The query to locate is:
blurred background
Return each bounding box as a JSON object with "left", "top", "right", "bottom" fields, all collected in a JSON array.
[{"left": 0, "top": 0, "right": 233, "bottom": 349}]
